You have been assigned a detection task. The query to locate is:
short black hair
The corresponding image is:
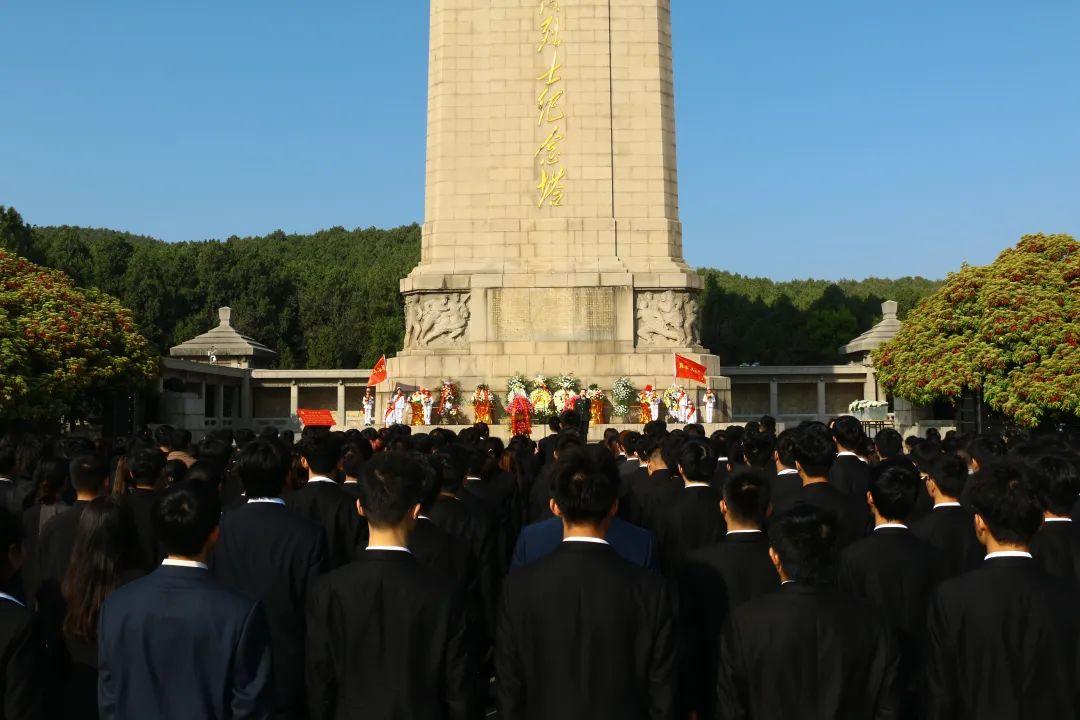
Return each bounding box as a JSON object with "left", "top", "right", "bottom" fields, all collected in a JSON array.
[
  {"left": 196, "top": 438, "right": 233, "bottom": 467},
  {"left": 832, "top": 416, "right": 865, "bottom": 452},
  {"left": 677, "top": 439, "right": 716, "bottom": 483},
  {"left": 775, "top": 429, "right": 799, "bottom": 469},
  {"left": 1033, "top": 454, "right": 1080, "bottom": 516},
  {"left": 127, "top": 448, "right": 166, "bottom": 486},
  {"left": 153, "top": 425, "right": 175, "bottom": 449},
  {"left": 417, "top": 455, "right": 442, "bottom": 510},
  {"left": 69, "top": 455, "right": 108, "bottom": 494},
  {"left": 661, "top": 434, "right": 686, "bottom": 472},
  {"left": 768, "top": 505, "right": 839, "bottom": 587},
  {"left": 185, "top": 461, "right": 226, "bottom": 490},
  {"left": 154, "top": 481, "right": 221, "bottom": 557},
  {"left": 722, "top": 469, "right": 770, "bottom": 526},
  {"left": 930, "top": 454, "right": 969, "bottom": 499},
  {"left": 341, "top": 441, "right": 372, "bottom": 480},
  {"left": 301, "top": 437, "right": 342, "bottom": 476},
  {"left": 359, "top": 454, "right": 423, "bottom": 527},
  {"left": 168, "top": 428, "right": 192, "bottom": 452},
  {"left": 911, "top": 440, "right": 943, "bottom": 475},
  {"left": 874, "top": 429, "right": 903, "bottom": 459},
  {"left": 551, "top": 447, "right": 618, "bottom": 525},
  {"left": 968, "top": 462, "right": 1044, "bottom": 545},
  {"left": 868, "top": 460, "right": 921, "bottom": 521},
  {"left": 233, "top": 440, "right": 287, "bottom": 499},
  {"left": 743, "top": 432, "right": 776, "bottom": 469},
  {"left": 792, "top": 432, "right": 835, "bottom": 477},
  {"left": 430, "top": 451, "right": 465, "bottom": 493},
  {"left": 962, "top": 434, "right": 1007, "bottom": 469}
]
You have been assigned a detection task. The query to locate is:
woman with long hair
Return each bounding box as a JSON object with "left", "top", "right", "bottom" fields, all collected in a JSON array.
[
  {"left": 23, "top": 458, "right": 70, "bottom": 548},
  {"left": 59, "top": 497, "right": 141, "bottom": 720}
]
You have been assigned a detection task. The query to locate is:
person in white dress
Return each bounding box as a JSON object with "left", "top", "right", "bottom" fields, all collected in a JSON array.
[
  {"left": 389, "top": 389, "right": 407, "bottom": 425},
  {"left": 421, "top": 390, "right": 434, "bottom": 425},
  {"left": 363, "top": 388, "right": 376, "bottom": 426},
  {"left": 677, "top": 391, "right": 690, "bottom": 424},
  {"left": 703, "top": 390, "right": 716, "bottom": 424}
]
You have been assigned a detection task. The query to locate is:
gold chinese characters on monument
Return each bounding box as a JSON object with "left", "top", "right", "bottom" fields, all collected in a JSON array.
[{"left": 535, "top": 0, "right": 567, "bottom": 208}]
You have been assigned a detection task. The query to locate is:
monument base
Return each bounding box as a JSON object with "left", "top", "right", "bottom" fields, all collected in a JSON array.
[{"left": 376, "top": 350, "right": 732, "bottom": 425}]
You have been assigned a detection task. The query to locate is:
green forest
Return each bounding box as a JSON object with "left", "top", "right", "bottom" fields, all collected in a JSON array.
[{"left": 1, "top": 206, "right": 940, "bottom": 369}]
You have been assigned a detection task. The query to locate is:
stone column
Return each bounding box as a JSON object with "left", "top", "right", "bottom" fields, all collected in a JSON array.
[
  {"left": 289, "top": 382, "right": 299, "bottom": 422},
  {"left": 816, "top": 379, "right": 827, "bottom": 420},
  {"left": 241, "top": 375, "right": 253, "bottom": 426},
  {"left": 769, "top": 380, "right": 779, "bottom": 418},
  {"left": 216, "top": 384, "right": 226, "bottom": 426},
  {"left": 337, "top": 382, "right": 347, "bottom": 428}
]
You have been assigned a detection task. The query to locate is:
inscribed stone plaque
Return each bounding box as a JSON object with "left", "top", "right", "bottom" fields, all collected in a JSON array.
[{"left": 491, "top": 288, "right": 615, "bottom": 342}]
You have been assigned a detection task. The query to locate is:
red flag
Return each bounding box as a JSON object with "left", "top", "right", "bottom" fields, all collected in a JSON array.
[
  {"left": 675, "top": 354, "right": 707, "bottom": 385},
  {"left": 368, "top": 356, "right": 388, "bottom": 387},
  {"left": 297, "top": 409, "right": 336, "bottom": 427}
]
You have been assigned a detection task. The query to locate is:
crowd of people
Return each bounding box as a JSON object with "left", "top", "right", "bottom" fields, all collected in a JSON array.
[{"left": 0, "top": 412, "right": 1077, "bottom": 719}]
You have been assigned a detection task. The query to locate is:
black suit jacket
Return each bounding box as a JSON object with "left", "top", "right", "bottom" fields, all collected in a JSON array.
[
  {"left": 677, "top": 532, "right": 778, "bottom": 718},
  {"left": 98, "top": 565, "right": 273, "bottom": 720},
  {"left": 1031, "top": 520, "right": 1080, "bottom": 586},
  {"left": 286, "top": 480, "right": 366, "bottom": 569},
  {"left": 910, "top": 504, "right": 983, "bottom": 583},
  {"left": 0, "top": 596, "right": 44, "bottom": 720},
  {"left": 210, "top": 501, "right": 328, "bottom": 719},
  {"left": 525, "top": 465, "right": 555, "bottom": 524},
  {"left": 716, "top": 583, "right": 901, "bottom": 720},
  {"left": 30, "top": 500, "right": 89, "bottom": 606},
  {"left": 118, "top": 488, "right": 162, "bottom": 572},
  {"left": 496, "top": 541, "right": 676, "bottom": 720},
  {"left": 511, "top": 517, "right": 658, "bottom": 571},
  {"left": 428, "top": 495, "right": 498, "bottom": 638},
  {"left": 463, "top": 473, "right": 521, "bottom": 573},
  {"left": 654, "top": 485, "right": 726, "bottom": 573},
  {"left": 768, "top": 470, "right": 802, "bottom": 518},
  {"left": 829, "top": 454, "right": 872, "bottom": 496},
  {"left": 626, "top": 469, "right": 682, "bottom": 532},
  {"left": 306, "top": 550, "right": 472, "bottom": 720},
  {"left": 925, "top": 556, "right": 1080, "bottom": 719},
  {"left": 774, "top": 482, "right": 870, "bottom": 547},
  {"left": 838, "top": 526, "right": 936, "bottom": 703}
]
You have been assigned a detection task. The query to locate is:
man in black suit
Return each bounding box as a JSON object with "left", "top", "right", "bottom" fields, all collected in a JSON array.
[
  {"left": 829, "top": 415, "right": 871, "bottom": 496},
  {"left": 31, "top": 454, "right": 107, "bottom": 604},
  {"left": 496, "top": 446, "right": 676, "bottom": 719},
  {"left": 911, "top": 454, "right": 982, "bottom": 582},
  {"left": 99, "top": 481, "right": 273, "bottom": 719},
  {"left": 677, "top": 469, "right": 777, "bottom": 719},
  {"left": 925, "top": 462, "right": 1080, "bottom": 719},
  {"left": 775, "top": 431, "right": 870, "bottom": 547},
  {"left": 526, "top": 433, "right": 582, "bottom": 524},
  {"left": 838, "top": 459, "right": 936, "bottom": 715},
  {"left": 306, "top": 453, "right": 473, "bottom": 720},
  {"left": 654, "top": 439, "right": 725, "bottom": 572},
  {"left": 286, "top": 436, "right": 365, "bottom": 568},
  {"left": 716, "top": 506, "right": 901, "bottom": 719},
  {"left": 210, "top": 439, "right": 328, "bottom": 720},
  {"left": 770, "top": 429, "right": 802, "bottom": 516},
  {"left": 0, "top": 507, "right": 44, "bottom": 719},
  {"left": 118, "top": 446, "right": 166, "bottom": 572},
  {"left": 1030, "top": 453, "right": 1080, "bottom": 585}
]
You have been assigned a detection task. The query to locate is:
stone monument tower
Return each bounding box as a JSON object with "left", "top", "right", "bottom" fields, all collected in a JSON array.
[{"left": 382, "top": 0, "right": 728, "bottom": 418}]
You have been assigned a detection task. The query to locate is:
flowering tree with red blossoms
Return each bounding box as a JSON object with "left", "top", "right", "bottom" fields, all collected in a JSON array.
[
  {"left": 874, "top": 234, "right": 1079, "bottom": 427},
  {"left": 0, "top": 248, "right": 157, "bottom": 422}
]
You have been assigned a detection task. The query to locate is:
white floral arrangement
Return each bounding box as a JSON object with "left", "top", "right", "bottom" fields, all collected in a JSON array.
[
  {"left": 663, "top": 385, "right": 685, "bottom": 411},
  {"left": 612, "top": 377, "right": 636, "bottom": 416},
  {"left": 555, "top": 373, "right": 581, "bottom": 393},
  {"left": 507, "top": 373, "right": 529, "bottom": 398},
  {"left": 848, "top": 399, "right": 889, "bottom": 413},
  {"left": 586, "top": 384, "right": 606, "bottom": 402}
]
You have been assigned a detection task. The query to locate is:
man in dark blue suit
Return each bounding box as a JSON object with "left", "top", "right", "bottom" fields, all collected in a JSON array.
[
  {"left": 512, "top": 512, "right": 659, "bottom": 570},
  {"left": 99, "top": 481, "right": 273, "bottom": 720}
]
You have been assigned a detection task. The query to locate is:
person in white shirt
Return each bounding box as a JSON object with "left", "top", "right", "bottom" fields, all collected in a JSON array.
[
  {"left": 363, "top": 389, "right": 376, "bottom": 427},
  {"left": 703, "top": 390, "right": 716, "bottom": 425}
]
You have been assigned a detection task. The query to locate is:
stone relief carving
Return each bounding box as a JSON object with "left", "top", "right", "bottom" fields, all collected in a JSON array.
[
  {"left": 636, "top": 290, "right": 700, "bottom": 347},
  {"left": 404, "top": 292, "right": 471, "bottom": 349}
]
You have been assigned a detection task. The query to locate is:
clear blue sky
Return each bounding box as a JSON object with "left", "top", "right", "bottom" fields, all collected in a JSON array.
[{"left": 2, "top": 1, "right": 1078, "bottom": 281}]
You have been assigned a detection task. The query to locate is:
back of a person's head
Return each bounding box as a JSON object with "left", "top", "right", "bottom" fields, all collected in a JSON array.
[
  {"left": 874, "top": 428, "right": 903, "bottom": 459},
  {"left": 638, "top": 437, "right": 663, "bottom": 466},
  {"left": 642, "top": 420, "right": 668, "bottom": 439},
  {"left": 431, "top": 450, "right": 466, "bottom": 493},
  {"left": 723, "top": 469, "right": 770, "bottom": 527},
  {"left": 869, "top": 460, "right": 920, "bottom": 521},
  {"left": 551, "top": 447, "right": 617, "bottom": 526},
  {"left": 259, "top": 426, "right": 280, "bottom": 441},
  {"left": 929, "top": 453, "right": 968, "bottom": 499},
  {"left": 154, "top": 481, "right": 221, "bottom": 557},
  {"left": 678, "top": 439, "right": 717, "bottom": 483},
  {"left": 926, "top": 427, "right": 942, "bottom": 443},
  {"left": 168, "top": 428, "right": 192, "bottom": 452},
  {"left": 661, "top": 434, "right": 687, "bottom": 472},
  {"left": 233, "top": 440, "right": 287, "bottom": 499},
  {"left": 832, "top": 416, "right": 865, "bottom": 452},
  {"left": 775, "top": 429, "right": 799, "bottom": 469},
  {"left": 760, "top": 415, "right": 778, "bottom": 436},
  {"left": 1033, "top": 454, "right": 1080, "bottom": 517},
  {"left": 341, "top": 441, "right": 372, "bottom": 480},
  {"left": 184, "top": 461, "right": 226, "bottom": 491},
  {"left": 968, "top": 462, "right": 1044, "bottom": 546},
  {"left": 963, "top": 433, "right": 1007, "bottom": 468},
  {"left": 360, "top": 454, "right": 423, "bottom": 527},
  {"left": 234, "top": 428, "right": 256, "bottom": 449},
  {"left": 743, "top": 431, "right": 776, "bottom": 469},
  {"left": 127, "top": 447, "right": 166, "bottom": 487},
  {"left": 196, "top": 438, "right": 232, "bottom": 468},
  {"left": 0, "top": 446, "right": 16, "bottom": 477},
  {"left": 153, "top": 425, "right": 175, "bottom": 450},
  {"left": 33, "top": 457, "right": 69, "bottom": 504},
  {"left": 555, "top": 431, "right": 584, "bottom": 456},
  {"left": 911, "top": 440, "right": 943, "bottom": 475},
  {"left": 302, "top": 436, "right": 342, "bottom": 477},
  {"left": 65, "top": 497, "right": 136, "bottom": 604},
  {"left": 792, "top": 432, "right": 835, "bottom": 478},
  {"left": 416, "top": 455, "right": 443, "bottom": 510},
  {"left": 69, "top": 454, "right": 108, "bottom": 495},
  {"left": 768, "top": 506, "right": 839, "bottom": 586}
]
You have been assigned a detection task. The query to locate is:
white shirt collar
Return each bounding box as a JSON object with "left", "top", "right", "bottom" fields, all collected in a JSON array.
[
  {"left": 933, "top": 502, "right": 962, "bottom": 509},
  {"left": 162, "top": 559, "right": 208, "bottom": 570},
  {"left": 1045, "top": 517, "right": 1074, "bottom": 523},
  {"left": 776, "top": 468, "right": 799, "bottom": 476},
  {"left": 562, "top": 537, "right": 609, "bottom": 546},
  {"left": 726, "top": 529, "right": 763, "bottom": 536},
  {"left": 0, "top": 478, "right": 12, "bottom": 484},
  {"left": 985, "top": 551, "right": 1033, "bottom": 561},
  {"left": 837, "top": 451, "right": 865, "bottom": 462},
  {"left": 685, "top": 481, "right": 711, "bottom": 488},
  {"left": 366, "top": 546, "right": 412, "bottom": 554},
  {"left": 875, "top": 523, "right": 908, "bottom": 531},
  {"left": 0, "top": 592, "right": 24, "bottom": 607},
  {"left": 465, "top": 476, "right": 482, "bottom": 482},
  {"left": 247, "top": 497, "right": 286, "bottom": 505},
  {"left": 307, "top": 475, "right": 336, "bottom": 484},
  {"left": 717, "top": 457, "right": 729, "bottom": 463}
]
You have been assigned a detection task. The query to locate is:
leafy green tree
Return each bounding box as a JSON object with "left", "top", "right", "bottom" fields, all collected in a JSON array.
[
  {"left": 875, "top": 234, "right": 1080, "bottom": 427},
  {"left": 0, "top": 249, "right": 158, "bottom": 422},
  {"left": 0, "top": 207, "right": 34, "bottom": 259}
]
